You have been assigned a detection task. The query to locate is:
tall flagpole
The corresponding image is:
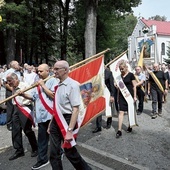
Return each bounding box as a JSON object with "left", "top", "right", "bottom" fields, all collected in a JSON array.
[
  {"left": 0, "top": 48, "right": 110, "bottom": 105},
  {"left": 106, "top": 50, "right": 127, "bottom": 67}
]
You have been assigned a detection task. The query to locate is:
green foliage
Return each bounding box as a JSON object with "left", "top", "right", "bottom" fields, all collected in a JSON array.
[
  {"left": 148, "top": 15, "right": 167, "bottom": 21},
  {"left": 96, "top": 3, "right": 138, "bottom": 63},
  {"left": 0, "top": 0, "right": 141, "bottom": 65}
]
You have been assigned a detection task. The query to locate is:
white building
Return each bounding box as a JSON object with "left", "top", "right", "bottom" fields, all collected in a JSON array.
[{"left": 128, "top": 18, "right": 170, "bottom": 66}]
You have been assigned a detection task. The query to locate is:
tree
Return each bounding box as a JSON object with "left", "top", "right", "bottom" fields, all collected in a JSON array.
[
  {"left": 0, "top": 0, "right": 5, "bottom": 8},
  {"left": 148, "top": 15, "right": 167, "bottom": 21},
  {"left": 84, "top": 0, "right": 141, "bottom": 58},
  {"left": 0, "top": 1, "right": 28, "bottom": 64},
  {"left": 0, "top": 0, "right": 60, "bottom": 65},
  {"left": 0, "top": 0, "right": 141, "bottom": 65}
]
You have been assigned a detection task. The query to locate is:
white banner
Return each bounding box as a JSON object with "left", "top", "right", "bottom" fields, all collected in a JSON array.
[
  {"left": 104, "top": 86, "right": 112, "bottom": 117},
  {"left": 109, "top": 54, "right": 137, "bottom": 127}
]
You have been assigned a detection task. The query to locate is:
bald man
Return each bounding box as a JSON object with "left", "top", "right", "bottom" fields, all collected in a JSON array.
[
  {"left": 22, "top": 64, "right": 58, "bottom": 170},
  {"left": 148, "top": 63, "right": 168, "bottom": 119},
  {"left": 49, "top": 60, "right": 91, "bottom": 170}
]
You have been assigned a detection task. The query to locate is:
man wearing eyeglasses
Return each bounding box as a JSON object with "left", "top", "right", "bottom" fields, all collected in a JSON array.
[{"left": 49, "top": 60, "right": 91, "bottom": 170}]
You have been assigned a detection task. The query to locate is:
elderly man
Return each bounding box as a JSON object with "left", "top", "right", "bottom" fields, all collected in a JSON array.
[
  {"left": 148, "top": 63, "right": 168, "bottom": 119},
  {"left": 49, "top": 60, "right": 91, "bottom": 170},
  {"left": 6, "top": 73, "right": 38, "bottom": 160},
  {"left": 2, "top": 60, "right": 21, "bottom": 131}
]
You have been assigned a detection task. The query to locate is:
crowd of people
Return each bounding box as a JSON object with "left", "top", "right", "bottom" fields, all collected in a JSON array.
[
  {"left": 92, "top": 61, "right": 170, "bottom": 139},
  {"left": 0, "top": 59, "right": 170, "bottom": 170},
  {"left": 0, "top": 60, "right": 91, "bottom": 170}
]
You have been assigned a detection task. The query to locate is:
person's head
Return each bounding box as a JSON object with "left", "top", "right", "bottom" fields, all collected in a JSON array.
[
  {"left": 161, "top": 63, "right": 166, "bottom": 72},
  {"left": 38, "top": 64, "right": 49, "bottom": 79},
  {"left": 135, "top": 66, "right": 142, "bottom": 74},
  {"left": 32, "top": 66, "right": 37, "bottom": 73},
  {"left": 153, "top": 63, "right": 159, "bottom": 71},
  {"left": 6, "top": 73, "right": 19, "bottom": 88},
  {"left": 53, "top": 60, "right": 69, "bottom": 81},
  {"left": 27, "top": 65, "right": 33, "bottom": 73},
  {"left": 2, "top": 64, "right": 7, "bottom": 71},
  {"left": 10, "top": 61, "right": 20, "bottom": 70},
  {"left": 24, "top": 63, "right": 28, "bottom": 70},
  {"left": 119, "top": 61, "right": 128, "bottom": 75}
]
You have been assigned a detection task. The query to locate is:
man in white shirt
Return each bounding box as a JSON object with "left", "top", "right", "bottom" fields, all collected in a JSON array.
[
  {"left": 23, "top": 65, "right": 39, "bottom": 86},
  {"left": 2, "top": 60, "right": 21, "bottom": 131},
  {"left": 6, "top": 72, "right": 38, "bottom": 161}
]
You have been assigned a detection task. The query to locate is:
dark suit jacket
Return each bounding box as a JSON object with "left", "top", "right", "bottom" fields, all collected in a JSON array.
[{"left": 105, "top": 68, "right": 115, "bottom": 97}]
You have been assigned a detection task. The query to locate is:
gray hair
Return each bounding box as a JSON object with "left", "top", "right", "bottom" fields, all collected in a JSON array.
[{"left": 6, "top": 72, "right": 18, "bottom": 80}]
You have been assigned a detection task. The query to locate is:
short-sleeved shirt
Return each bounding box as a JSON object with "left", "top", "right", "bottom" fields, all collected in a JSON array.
[
  {"left": 32, "top": 77, "right": 58, "bottom": 123},
  {"left": 2, "top": 68, "right": 21, "bottom": 82},
  {"left": 149, "top": 71, "right": 167, "bottom": 90},
  {"left": 119, "top": 72, "right": 135, "bottom": 111},
  {"left": 13, "top": 81, "right": 32, "bottom": 106},
  {"left": 136, "top": 72, "right": 146, "bottom": 88},
  {"left": 56, "top": 77, "right": 81, "bottom": 114},
  {"left": 137, "top": 72, "right": 146, "bottom": 82},
  {"left": 121, "top": 72, "right": 135, "bottom": 97}
]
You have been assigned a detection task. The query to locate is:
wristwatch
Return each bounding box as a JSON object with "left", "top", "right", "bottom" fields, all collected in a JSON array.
[{"left": 67, "top": 127, "right": 73, "bottom": 132}]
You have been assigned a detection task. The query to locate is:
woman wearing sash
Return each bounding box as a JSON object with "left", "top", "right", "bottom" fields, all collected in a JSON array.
[{"left": 116, "top": 61, "right": 137, "bottom": 138}]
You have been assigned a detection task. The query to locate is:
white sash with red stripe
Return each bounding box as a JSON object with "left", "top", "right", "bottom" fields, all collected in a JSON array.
[
  {"left": 14, "top": 97, "right": 35, "bottom": 127},
  {"left": 53, "top": 86, "right": 78, "bottom": 148},
  {"left": 37, "top": 85, "right": 54, "bottom": 115},
  {"left": 53, "top": 56, "right": 105, "bottom": 148}
]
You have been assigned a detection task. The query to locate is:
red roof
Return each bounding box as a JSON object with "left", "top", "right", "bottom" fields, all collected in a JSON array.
[{"left": 141, "top": 18, "right": 170, "bottom": 36}]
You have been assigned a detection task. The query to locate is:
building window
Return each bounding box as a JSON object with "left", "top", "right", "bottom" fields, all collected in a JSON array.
[
  {"left": 161, "top": 43, "right": 165, "bottom": 55},
  {"left": 139, "top": 30, "right": 141, "bottom": 36}
]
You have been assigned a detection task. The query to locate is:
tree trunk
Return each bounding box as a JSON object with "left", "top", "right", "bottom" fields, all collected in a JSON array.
[
  {"left": 59, "top": 0, "right": 70, "bottom": 60},
  {"left": 0, "top": 31, "right": 5, "bottom": 65},
  {"left": 85, "top": 0, "right": 98, "bottom": 58},
  {"left": 6, "top": 29, "right": 15, "bottom": 64}
]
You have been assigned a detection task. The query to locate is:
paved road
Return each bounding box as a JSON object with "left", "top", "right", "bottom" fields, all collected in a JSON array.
[{"left": 0, "top": 94, "right": 170, "bottom": 170}]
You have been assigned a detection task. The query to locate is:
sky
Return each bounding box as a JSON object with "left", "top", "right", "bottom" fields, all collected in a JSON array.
[{"left": 132, "top": 0, "right": 170, "bottom": 21}]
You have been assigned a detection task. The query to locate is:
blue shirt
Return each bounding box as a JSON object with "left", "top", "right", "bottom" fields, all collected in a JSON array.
[
  {"left": 32, "top": 77, "right": 58, "bottom": 123},
  {"left": 137, "top": 72, "right": 146, "bottom": 82}
]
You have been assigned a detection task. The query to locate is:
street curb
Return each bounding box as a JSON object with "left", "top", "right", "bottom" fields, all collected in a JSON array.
[
  {"left": 0, "top": 145, "right": 11, "bottom": 152},
  {"left": 78, "top": 142, "right": 149, "bottom": 170}
]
